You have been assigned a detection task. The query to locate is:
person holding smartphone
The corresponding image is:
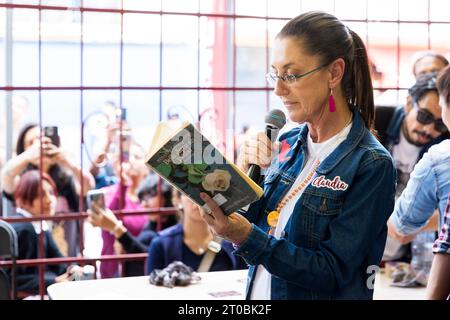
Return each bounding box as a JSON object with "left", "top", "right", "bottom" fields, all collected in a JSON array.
[
  {"left": 89, "top": 107, "right": 130, "bottom": 190},
  {"left": 1, "top": 123, "right": 95, "bottom": 257},
  {"left": 87, "top": 174, "right": 177, "bottom": 276},
  {"left": 87, "top": 176, "right": 173, "bottom": 251},
  {"left": 94, "top": 142, "right": 151, "bottom": 278}
]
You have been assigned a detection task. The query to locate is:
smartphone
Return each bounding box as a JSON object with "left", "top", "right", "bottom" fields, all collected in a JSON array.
[
  {"left": 44, "top": 126, "right": 60, "bottom": 147},
  {"left": 115, "top": 107, "right": 127, "bottom": 122},
  {"left": 121, "top": 107, "right": 127, "bottom": 121},
  {"left": 121, "top": 132, "right": 131, "bottom": 162},
  {"left": 86, "top": 189, "right": 106, "bottom": 211}
]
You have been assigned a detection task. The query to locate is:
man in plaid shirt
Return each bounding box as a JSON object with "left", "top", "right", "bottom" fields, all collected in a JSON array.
[
  {"left": 426, "top": 194, "right": 450, "bottom": 299},
  {"left": 433, "top": 194, "right": 450, "bottom": 255}
]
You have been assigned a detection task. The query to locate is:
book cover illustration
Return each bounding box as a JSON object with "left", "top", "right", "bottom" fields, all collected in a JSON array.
[{"left": 146, "top": 122, "right": 262, "bottom": 215}]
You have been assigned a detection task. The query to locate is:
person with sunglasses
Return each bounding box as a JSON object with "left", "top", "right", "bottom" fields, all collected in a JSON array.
[
  {"left": 198, "top": 12, "right": 396, "bottom": 300},
  {"left": 376, "top": 73, "right": 450, "bottom": 263},
  {"left": 389, "top": 66, "right": 450, "bottom": 285}
]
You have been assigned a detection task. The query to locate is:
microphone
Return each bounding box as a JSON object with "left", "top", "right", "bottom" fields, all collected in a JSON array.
[{"left": 247, "top": 109, "right": 286, "bottom": 185}]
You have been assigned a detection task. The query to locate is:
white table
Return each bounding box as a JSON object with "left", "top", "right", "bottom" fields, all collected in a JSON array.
[
  {"left": 373, "top": 271, "right": 426, "bottom": 300},
  {"left": 47, "top": 270, "right": 426, "bottom": 300},
  {"left": 48, "top": 270, "right": 247, "bottom": 300}
]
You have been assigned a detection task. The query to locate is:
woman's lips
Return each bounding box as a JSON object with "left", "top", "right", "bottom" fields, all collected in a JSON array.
[{"left": 283, "top": 101, "right": 298, "bottom": 108}]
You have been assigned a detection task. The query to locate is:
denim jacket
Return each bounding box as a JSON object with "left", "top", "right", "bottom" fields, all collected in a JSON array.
[
  {"left": 234, "top": 109, "right": 396, "bottom": 300},
  {"left": 391, "top": 139, "right": 450, "bottom": 235}
]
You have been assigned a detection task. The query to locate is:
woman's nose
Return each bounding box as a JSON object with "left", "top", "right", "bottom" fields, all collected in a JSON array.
[
  {"left": 43, "top": 191, "right": 53, "bottom": 204},
  {"left": 274, "top": 79, "right": 289, "bottom": 97}
]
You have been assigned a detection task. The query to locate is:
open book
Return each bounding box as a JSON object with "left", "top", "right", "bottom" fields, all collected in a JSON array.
[{"left": 145, "top": 121, "right": 263, "bottom": 215}]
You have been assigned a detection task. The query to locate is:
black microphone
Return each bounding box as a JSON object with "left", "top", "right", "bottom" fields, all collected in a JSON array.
[{"left": 247, "top": 109, "right": 286, "bottom": 185}]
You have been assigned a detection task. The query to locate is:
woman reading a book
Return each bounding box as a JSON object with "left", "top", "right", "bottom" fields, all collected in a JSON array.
[{"left": 199, "top": 11, "right": 396, "bottom": 299}]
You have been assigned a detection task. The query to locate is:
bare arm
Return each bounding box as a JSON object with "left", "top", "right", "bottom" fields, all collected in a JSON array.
[
  {"left": 89, "top": 153, "right": 106, "bottom": 177},
  {"left": 89, "top": 125, "right": 116, "bottom": 177},
  {"left": 421, "top": 210, "right": 439, "bottom": 232},
  {"left": 87, "top": 202, "right": 127, "bottom": 238},
  {"left": 61, "top": 155, "right": 95, "bottom": 197},
  {"left": 1, "top": 152, "right": 30, "bottom": 194},
  {"left": 49, "top": 146, "right": 95, "bottom": 197},
  {"left": 388, "top": 210, "right": 439, "bottom": 245},
  {"left": 0, "top": 140, "right": 47, "bottom": 194},
  {"left": 388, "top": 219, "right": 413, "bottom": 244},
  {"left": 426, "top": 253, "right": 450, "bottom": 300}
]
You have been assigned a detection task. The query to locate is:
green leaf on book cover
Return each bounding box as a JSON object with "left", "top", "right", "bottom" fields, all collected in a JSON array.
[
  {"left": 188, "top": 165, "right": 203, "bottom": 176},
  {"left": 188, "top": 174, "right": 204, "bottom": 184},
  {"left": 185, "top": 165, "right": 206, "bottom": 184},
  {"left": 156, "top": 163, "right": 172, "bottom": 177},
  {"left": 192, "top": 163, "right": 208, "bottom": 171}
]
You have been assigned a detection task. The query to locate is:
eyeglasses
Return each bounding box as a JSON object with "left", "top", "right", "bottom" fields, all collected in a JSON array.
[
  {"left": 265, "top": 63, "right": 328, "bottom": 86},
  {"left": 415, "top": 104, "right": 448, "bottom": 133}
]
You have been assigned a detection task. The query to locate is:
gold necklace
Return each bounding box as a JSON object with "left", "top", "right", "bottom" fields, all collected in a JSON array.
[{"left": 266, "top": 114, "right": 353, "bottom": 235}]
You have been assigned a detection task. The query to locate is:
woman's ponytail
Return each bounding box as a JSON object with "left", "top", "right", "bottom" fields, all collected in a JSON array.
[{"left": 347, "top": 30, "right": 375, "bottom": 132}]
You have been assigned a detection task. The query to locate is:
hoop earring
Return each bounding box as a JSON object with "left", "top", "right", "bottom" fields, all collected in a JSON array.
[{"left": 329, "top": 89, "right": 336, "bottom": 113}]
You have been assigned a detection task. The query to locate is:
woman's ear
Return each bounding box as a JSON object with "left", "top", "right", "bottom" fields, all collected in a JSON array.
[{"left": 328, "top": 58, "right": 345, "bottom": 89}]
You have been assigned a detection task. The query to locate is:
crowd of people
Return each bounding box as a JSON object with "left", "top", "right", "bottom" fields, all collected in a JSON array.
[
  {"left": 0, "top": 11, "right": 449, "bottom": 300},
  {"left": 0, "top": 102, "right": 248, "bottom": 296}
]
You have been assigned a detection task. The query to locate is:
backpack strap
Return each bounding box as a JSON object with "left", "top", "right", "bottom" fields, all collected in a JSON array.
[{"left": 197, "top": 237, "right": 223, "bottom": 272}]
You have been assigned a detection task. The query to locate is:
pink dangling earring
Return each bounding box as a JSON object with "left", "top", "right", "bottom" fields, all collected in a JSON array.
[{"left": 328, "top": 88, "right": 336, "bottom": 113}]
